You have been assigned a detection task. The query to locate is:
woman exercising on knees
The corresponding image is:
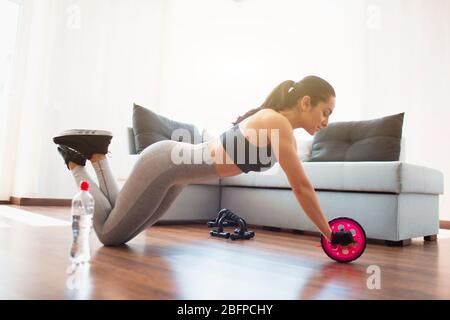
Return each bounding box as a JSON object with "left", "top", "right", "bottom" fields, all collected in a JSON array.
[{"left": 53, "top": 75, "right": 353, "bottom": 247}]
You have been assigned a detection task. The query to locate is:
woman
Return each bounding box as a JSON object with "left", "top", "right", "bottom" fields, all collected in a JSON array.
[{"left": 53, "top": 75, "right": 354, "bottom": 247}]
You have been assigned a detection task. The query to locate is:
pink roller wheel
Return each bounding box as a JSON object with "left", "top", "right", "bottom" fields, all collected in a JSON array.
[{"left": 321, "top": 217, "right": 366, "bottom": 263}]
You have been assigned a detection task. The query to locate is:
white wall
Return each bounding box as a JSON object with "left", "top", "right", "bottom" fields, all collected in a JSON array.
[
  {"left": 362, "top": 0, "right": 450, "bottom": 220},
  {"left": 159, "top": 0, "right": 366, "bottom": 138}
]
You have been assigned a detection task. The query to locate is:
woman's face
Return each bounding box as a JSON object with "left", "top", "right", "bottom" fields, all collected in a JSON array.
[{"left": 298, "top": 96, "right": 335, "bottom": 135}]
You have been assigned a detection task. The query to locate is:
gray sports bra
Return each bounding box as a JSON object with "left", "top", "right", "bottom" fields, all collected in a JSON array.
[{"left": 220, "top": 124, "right": 277, "bottom": 174}]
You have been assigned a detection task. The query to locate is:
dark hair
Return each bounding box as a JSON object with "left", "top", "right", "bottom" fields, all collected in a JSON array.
[{"left": 232, "top": 75, "right": 335, "bottom": 125}]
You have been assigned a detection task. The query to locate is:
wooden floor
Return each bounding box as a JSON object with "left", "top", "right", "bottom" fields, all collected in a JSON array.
[{"left": 0, "top": 204, "right": 449, "bottom": 300}]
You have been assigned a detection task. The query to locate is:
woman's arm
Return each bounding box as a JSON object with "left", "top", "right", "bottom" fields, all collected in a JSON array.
[{"left": 264, "top": 114, "right": 333, "bottom": 241}]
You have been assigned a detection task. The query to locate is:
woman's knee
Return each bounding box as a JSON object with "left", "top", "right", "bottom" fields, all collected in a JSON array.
[{"left": 96, "top": 230, "right": 128, "bottom": 247}]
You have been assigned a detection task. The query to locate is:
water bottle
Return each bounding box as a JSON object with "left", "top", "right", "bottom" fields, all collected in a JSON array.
[{"left": 69, "top": 180, "right": 94, "bottom": 265}]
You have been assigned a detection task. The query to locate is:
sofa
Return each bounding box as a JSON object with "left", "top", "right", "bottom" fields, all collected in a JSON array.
[{"left": 122, "top": 126, "right": 444, "bottom": 246}]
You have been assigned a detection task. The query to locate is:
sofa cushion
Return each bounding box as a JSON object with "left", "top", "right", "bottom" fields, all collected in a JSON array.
[
  {"left": 220, "top": 161, "right": 444, "bottom": 195},
  {"left": 132, "top": 103, "right": 203, "bottom": 154},
  {"left": 309, "top": 112, "right": 405, "bottom": 162}
]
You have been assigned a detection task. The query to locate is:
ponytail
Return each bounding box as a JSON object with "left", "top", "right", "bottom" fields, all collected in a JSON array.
[{"left": 232, "top": 76, "right": 335, "bottom": 126}]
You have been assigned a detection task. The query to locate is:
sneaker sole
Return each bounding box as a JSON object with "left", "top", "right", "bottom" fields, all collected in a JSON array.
[{"left": 54, "top": 129, "right": 113, "bottom": 138}]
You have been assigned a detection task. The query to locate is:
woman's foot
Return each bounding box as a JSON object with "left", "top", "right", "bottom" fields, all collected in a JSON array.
[
  {"left": 57, "top": 149, "right": 106, "bottom": 171},
  {"left": 53, "top": 129, "right": 113, "bottom": 160},
  {"left": 57, "top": 145, "right": 87, "bottom": 170}
]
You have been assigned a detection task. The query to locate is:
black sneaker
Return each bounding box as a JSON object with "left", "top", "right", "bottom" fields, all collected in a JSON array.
[
  {"left": 53, "top": 129, "right": 113, "bottom": 160},
  {"left": 57, "top": 145, "right": 87, "bottom": 170}
]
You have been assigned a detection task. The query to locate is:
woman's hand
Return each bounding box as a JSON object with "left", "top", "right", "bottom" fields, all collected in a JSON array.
[{"left": 330, "top": 231, "right": 355, "bottom": 246}]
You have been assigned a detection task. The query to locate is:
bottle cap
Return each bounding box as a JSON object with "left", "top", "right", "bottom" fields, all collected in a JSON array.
[{"left": 80, "top": 181, "right": 89, "bottom": 191}]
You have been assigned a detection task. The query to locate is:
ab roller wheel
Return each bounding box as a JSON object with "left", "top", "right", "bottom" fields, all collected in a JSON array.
[{"left": 321, "top": 217, "right": 367, "bottom": 263}]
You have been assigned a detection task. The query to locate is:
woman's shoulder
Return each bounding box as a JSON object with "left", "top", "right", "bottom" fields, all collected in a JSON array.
[{"left": 250, "top": 108, "right": 291, "bottom": 130}]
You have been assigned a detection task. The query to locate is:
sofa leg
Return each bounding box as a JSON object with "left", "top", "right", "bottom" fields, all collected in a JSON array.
[
  {"left": 385, "top": 239, "right": 412, "bottom": 247},
  {"left": 424, "top": 235, "right": 437, "bottom": 241}
]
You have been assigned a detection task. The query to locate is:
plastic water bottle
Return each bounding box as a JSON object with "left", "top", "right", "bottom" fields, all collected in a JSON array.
[{"left": 69, "top": 180, "right": 94, "bottom": 265}]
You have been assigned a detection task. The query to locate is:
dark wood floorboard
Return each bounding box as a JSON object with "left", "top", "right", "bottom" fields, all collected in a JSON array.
[{"left": 0, "top": 204, "right": 449, "bottom": 300}]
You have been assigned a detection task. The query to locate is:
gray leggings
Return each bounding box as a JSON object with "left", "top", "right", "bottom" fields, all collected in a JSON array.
[{"left": 71, "top": 140, "right": 220, "bottom": 246}]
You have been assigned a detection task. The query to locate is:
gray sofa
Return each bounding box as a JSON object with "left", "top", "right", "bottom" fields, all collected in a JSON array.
[{"left": 123, "top": 127, "right": 444, "bottom": 246}]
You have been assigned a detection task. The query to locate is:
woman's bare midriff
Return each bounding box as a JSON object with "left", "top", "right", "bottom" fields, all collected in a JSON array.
[{"left": 206, "top": 137, "right": 243, "bottom": 178}]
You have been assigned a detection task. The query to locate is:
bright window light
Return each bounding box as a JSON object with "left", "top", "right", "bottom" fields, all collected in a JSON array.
[{"left": 0, "top": 0, "right": 21, "bottom": 113}]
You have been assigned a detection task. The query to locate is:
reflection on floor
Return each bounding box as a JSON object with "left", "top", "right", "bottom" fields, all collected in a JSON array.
[{"left": 0, "top": 204, "right": 449, "bottom": 300}]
